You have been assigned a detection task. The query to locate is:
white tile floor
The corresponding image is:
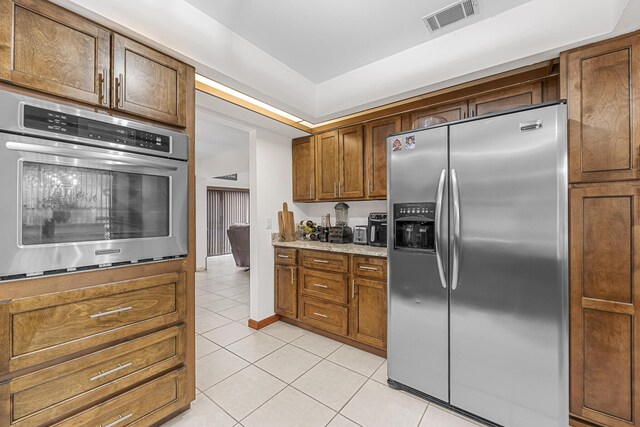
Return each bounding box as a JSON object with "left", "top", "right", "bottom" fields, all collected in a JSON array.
[{"left": 163, "top": 255, "right": 482, "bottom": 427}]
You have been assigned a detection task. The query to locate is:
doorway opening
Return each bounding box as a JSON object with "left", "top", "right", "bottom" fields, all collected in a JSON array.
[{"left": 207, "top": 187, "right": 250, "bottom": 257}]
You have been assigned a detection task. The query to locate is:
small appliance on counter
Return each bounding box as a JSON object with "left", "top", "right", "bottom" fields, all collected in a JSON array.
[
  {"left": 368, "top": 212, "right": 388, "bottom": 247},
  {"left": 329, "top": 202, "right": 353, "bottom": 244},
  {"left": 353, "top": 225, "right": 368, "bottom": 245}
]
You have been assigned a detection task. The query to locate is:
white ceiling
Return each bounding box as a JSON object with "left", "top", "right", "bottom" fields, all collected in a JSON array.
[
  {"left": 56, "top": 0, "right": 639, "bottom": 123},
  {"left": 195, "top": 115, "right": 249, "bottom": 158},
  {"left": 184, "top": 0, "right": 531, "bottom": 83}
]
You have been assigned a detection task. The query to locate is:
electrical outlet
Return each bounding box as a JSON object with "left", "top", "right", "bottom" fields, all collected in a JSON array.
[{"left": 265, "top": 217, "right": 272, "bottom": 229}]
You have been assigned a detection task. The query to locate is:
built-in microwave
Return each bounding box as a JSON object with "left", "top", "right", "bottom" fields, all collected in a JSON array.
[{"left": 0, "top": 90, "right": 188, "bottom": 280}]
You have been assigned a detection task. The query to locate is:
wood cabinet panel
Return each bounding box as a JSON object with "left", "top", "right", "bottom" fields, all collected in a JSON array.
[
  {"left": 468, "top": 82, "right": 542, "bottom": 117},
  {"left": 300, "top": 250, "right": 349, "bottom": 273},
  {"left": 316, "top": 130, "right": 339, "bottom": 200},
  {"left": 52, "top": 367, "right": 187, "bottom": 427},
  {"left": 6, "top": 272, "right": 186, "bottom": 372},
  {"left": 0, "top": 0, "right": 111, "bottom": 106},
  {"left": 350, "top": 278, "right": 386, "bottom": 350},
  {"left": 274, "top": 265, "right": 297, "bottom": 319},
  {"left": 338, "top": 125, "right": 364, "bottom": 199},
  {"left": 299, "top": 268, "right": 348, "bottom": 305},
  {"left": 292, "top": 136, "right": 316, "bottom": 201},
  {"left": 352, "top": 256, "right": 387, "bottom": 281},
  {"left": 583, "top": 309, "right": 632, "bottom": 421},
  {"left": 570, "top": 184, "right": 640, "bottom": 427},
  {"left": 112, "top": 34, "right": 188, "bottom": 127},
  {"left": 566, "top": 34, "right": 640, "bottom": 183},
  {"left": 274, "top": 247, "right": 297, "bottom": 266},
  {"left": 8, "top": 326, "right": 185, "bottom": 426},
  {"left": 364, "top": 116, "right": 401, "bottom": 199},
  {"left": 300, "top": 296, "right": 348, "bottom": 336}
]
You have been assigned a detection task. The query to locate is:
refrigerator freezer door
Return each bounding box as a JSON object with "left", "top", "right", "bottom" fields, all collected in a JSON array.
[
  {"left": 449, "top": 104, "right": 568, "bottom": 426},
  {"left": 387, "top": 126, "right": 449, "bottom": 402}
]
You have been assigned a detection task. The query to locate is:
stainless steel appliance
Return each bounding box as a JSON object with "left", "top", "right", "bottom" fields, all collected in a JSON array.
[
  {"left": 353, "top": 225, "right": 368, "bottom": 245},
  {"left": 367, "top": 212, "right": 387, "bottom": 247},
  {"left": 387, "top": 102, "right": 568, "bottom": 427},
  {"left": 0, "top": 89, "right": 188, "bottom": 280}
]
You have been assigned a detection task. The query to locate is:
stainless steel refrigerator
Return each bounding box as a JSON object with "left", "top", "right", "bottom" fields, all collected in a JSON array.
[{"left": 386, "top": 102, "right": 568, "bottom": 427}]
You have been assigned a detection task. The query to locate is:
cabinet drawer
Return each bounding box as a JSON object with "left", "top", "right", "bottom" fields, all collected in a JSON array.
[
  {"left": 300, "top": 250, "right": 349, "bottom": 273},
  {"left": 274, "top": 247, "right": 297, "bottom": 265},
  {"left": 300, "top": 296, "right": 348, "bottom": 336},
  {"left": 52, "top": 367, "right": 187, "bottom": 427},
  {"left": 299, "top": 268, "right": 347, "bottom": 304},
  {"left": 7, "top": 272, "right": 186, "bottom": 371},
  {"left": 6, "top": 326, "right": 185, "bottom": 426},
  {"left": 352, "top": 256, "right": 387, "bottom": 281}
]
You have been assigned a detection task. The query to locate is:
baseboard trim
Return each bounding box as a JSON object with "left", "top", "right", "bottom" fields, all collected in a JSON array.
[{"left": 248, "top": 314, "right": 280, "bottom": 330}]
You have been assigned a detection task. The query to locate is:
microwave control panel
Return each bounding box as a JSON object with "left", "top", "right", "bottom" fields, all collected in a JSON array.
[{"left": 22, "top": 105, "right": 171, "bottom": 153}]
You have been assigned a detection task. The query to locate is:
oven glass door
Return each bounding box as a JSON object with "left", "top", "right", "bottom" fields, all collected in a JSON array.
[{"left": 21, "top": 162, "right": 170, "bottom": 246}]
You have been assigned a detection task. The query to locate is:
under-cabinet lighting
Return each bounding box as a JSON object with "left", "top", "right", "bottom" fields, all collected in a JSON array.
[{"left": 196, "top": 74, "right": 304, "bottom": 123}]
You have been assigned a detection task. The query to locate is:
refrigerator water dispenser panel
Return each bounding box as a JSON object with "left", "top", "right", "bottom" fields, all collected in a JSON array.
[{"left": 393, "top": 202, "right": 436, "bottom": 251}]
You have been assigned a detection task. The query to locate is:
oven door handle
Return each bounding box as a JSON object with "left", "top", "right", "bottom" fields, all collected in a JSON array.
[{"left": 6, "top": 141, "right": 179, "bottom": 171}]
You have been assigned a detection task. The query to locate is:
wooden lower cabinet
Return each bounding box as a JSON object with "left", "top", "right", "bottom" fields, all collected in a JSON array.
[
  {"left": 0, "top": 272, "right": 191, "bottom": 427},
  {"left": 274, "top": 247, "right": 387, "bottom": 352},
  {"left": 274, "top": 264, "right": 297, "bottom": 319},
  {"left": 570, "top": 183, "right": 640, "bottom": 427},
  {"left": 350, "top": 278, "right": 387, "bottom": 350}
]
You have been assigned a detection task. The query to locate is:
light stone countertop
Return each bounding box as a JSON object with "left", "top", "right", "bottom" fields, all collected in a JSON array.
[{"left": 271, "top": 234, "right": 387, "bottom": 258}]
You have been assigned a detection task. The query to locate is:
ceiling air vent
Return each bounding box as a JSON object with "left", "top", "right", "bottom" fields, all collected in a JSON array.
[{"left": 423, "top": 0, "right": 479, "bottom": 32}]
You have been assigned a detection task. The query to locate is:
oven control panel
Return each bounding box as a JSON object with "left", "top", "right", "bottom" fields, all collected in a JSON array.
[{"left": 22, "top": 105, "right": 171, "bottom": 153}]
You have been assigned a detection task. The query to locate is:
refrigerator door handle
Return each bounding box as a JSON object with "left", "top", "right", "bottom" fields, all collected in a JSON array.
[
  {"left": 451, "top": 168, "right": 461, "bottom": 290},
  {"left": 435, "top": 168, "right": 447, "bottom": 289}
]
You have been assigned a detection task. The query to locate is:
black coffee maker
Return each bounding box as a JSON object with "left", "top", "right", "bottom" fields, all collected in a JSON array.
[{"left": 329, "top": 202, "right": 353, "bottom": 244}]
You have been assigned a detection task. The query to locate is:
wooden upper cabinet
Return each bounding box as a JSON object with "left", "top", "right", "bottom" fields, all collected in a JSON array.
[
  {"left": 316, "top": 130, "right": 340, "bottom": 200},
  {"left": 408, "top": 100, "right": 469, "bottom": 128},
  {"left": 292, "top": 136, "right": 316, "bottom": 201},
  {"left": 564, "top": 33, "right": 640, "bottom": 184},
  {"left": 112, "top": 34, "right": 188, "bottom": 127},
  {"left": 570, "top": 183, "right": 640, "bottom": 427},
  {"left": 338, "top": 125, "right": 364, "bottom": 199},
  {"left": 364, "top": 116, "right": 401, "bottom": 199},
  {"left": 468, "top": 82, "right": 542, "bottom": 117},
  {"left": 0, "top": 0, "right": 111, "bottom": 106}
]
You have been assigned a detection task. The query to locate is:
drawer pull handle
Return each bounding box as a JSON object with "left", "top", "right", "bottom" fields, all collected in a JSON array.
[
  {"left": 101, "top": 413, "right": 133, "bottom": 427},
  {"left": 277, "top": 254, "right": 290, "bottom": 258},
  {"left": 313, "top": 259, "right": 329, "bottom": 264},
  {"left": 90, "top": 362, "right": 133, "bottom": 381},
  {"left": 90, "top": 306, "right": 133, "bottom": 319},
  {"left": 312, "top": 283, "right": 329, "bottom": 289},
  {"left": 359, "top": 266, "right": 378, "bottom": 271},
  {"left": 313, "top": 312, "right": 328, "bottom": 318}
]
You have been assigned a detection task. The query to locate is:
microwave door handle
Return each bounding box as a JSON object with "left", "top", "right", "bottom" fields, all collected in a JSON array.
[
  {"left": 5, "top": 141, "right": 178, "bottom": 171},
  {"left": 435, "top": 168, "right": 447, "bottom": 289},
  {"left": 451, "top": 168, "right": 461, "bottom": 290}
]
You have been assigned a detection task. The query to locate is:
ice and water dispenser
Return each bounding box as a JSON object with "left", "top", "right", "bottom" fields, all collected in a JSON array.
[{"left": 393, "top": 202, "right": 436, "bottom": 251}]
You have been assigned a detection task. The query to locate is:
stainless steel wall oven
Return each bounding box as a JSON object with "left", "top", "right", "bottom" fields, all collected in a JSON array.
[{"left": 0, "top": 90, "right": 188, "bottom": 280}]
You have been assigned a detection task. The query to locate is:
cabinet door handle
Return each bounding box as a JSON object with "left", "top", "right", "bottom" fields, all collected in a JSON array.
[
  {"left": 99, "top": 69, "right": 109, "bottom": 105},
  {"left": 277, "top": 254, "right": 290, "bottom": 259},
  {"left": 312, "top": 283, "right": 328, "bottom": 289},
  {"left": 290, "top": 268, "right": 294, "bottom": 285},
  {"left": 100, "top": 413, "right": 133, "bottom": 427},
  {"left": 334, "top": 182, "right": 337, "bottom": 197},
  {"left": 313, "top": 259, "right": 329, "bottom": 264},
  {"left": 313, "top": 312, "right": 328, "bottom": 318},
  {"left": 90, "top": 362, "right": 133, "bottom": 381},
  {"left": 338, "top": 181, "right": 341, "bottom": 197},
  {"left": 368, "top": 179, "right": 371, "bottom": 196},
  {"left": 359, "top": 266, "right": 378, "bottom": 271},
  {"left": 115, "top": 74, "right": 124, "bottom": 108},
  {"left": 352, "top": 279, "right": 356, "bottom": 299},
  {"left": 90, "top": 306, "right": 132, "bottom": 319}
]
